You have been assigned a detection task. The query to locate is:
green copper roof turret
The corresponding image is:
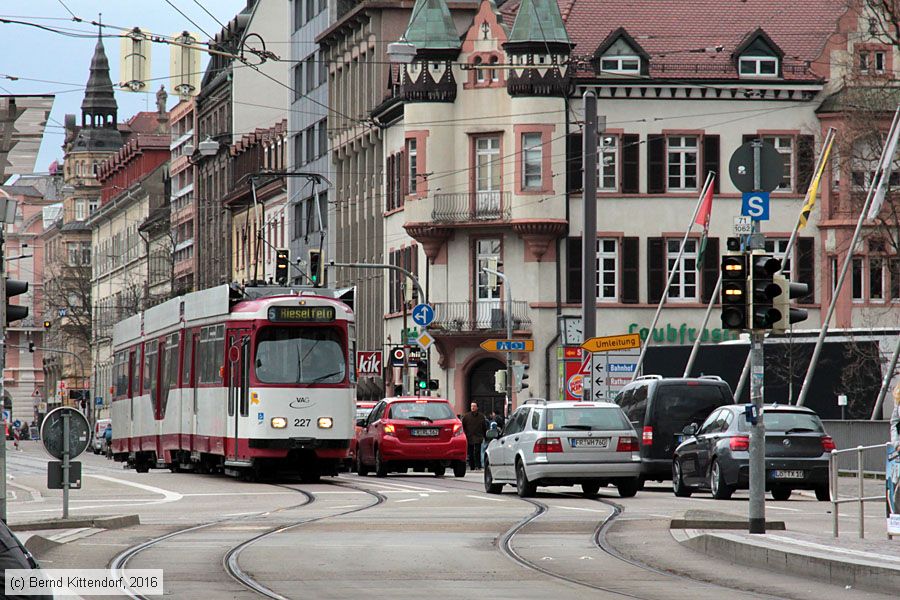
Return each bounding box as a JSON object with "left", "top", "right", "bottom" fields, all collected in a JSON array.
[
  {"left": 507, "top": 0, "right": 572, "bottom": 48},
  {"left": 403, "top": 0, "right": 461, "bottom": 51}
]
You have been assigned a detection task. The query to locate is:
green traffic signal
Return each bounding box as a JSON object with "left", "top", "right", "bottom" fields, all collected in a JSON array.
[{"left": 418, "top": 379, "right": 427, "bottom": 389}]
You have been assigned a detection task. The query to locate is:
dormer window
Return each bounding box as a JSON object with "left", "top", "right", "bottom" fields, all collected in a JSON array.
[
  {"left": 739, "top": 55, "right": 778, "bottom": 76},
  {"left": 600, "top": 55, "right": 640, "bottom": 74}
]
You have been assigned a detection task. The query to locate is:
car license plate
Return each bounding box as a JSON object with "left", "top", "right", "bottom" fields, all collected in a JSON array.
[
  {"left": 772, "top": 470, "right": 804, "bottom": 479},
  {"left": 571, "top": 438, "right": 609, "bottom": 448},
  {"left": 411, "top": 428, "right": 439, "bottom": 437}
]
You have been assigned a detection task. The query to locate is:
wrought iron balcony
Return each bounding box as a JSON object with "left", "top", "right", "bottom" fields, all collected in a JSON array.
[
  {"left": 429, "top": 300, "right": 531, "bottom": 334},
  {"left": 432, "top": 191, "right": 511, "bottom": 223}
]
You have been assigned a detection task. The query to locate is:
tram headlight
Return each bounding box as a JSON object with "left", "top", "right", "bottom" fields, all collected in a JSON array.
[
  {"left": 271, "top": 417, "right": 288, "bottom": 429},
  {"left": 317, "top": 417, "right": 333, "bottom": 429}
]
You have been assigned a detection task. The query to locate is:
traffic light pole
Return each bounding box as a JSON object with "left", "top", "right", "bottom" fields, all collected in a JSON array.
[
  {"left": 483, "top": 268, "right": 513, "bottom": 416},
  {"left": 748, "top": 140, "right": 766, "bottom": 535}
]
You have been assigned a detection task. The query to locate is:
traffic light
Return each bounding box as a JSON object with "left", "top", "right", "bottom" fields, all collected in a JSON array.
[
  {"left": 720, "top": 254, "right": 748, "bottom": 330},
  {"left": 512, "top": 362, "right": 529, "bottom": 392},
  {"left": 308, "top": 249, "right": 324, "bottom": 287},
  {"left": 494, "top": 370, "right": 507, "bottom": 394},
  {"left": 27, "top": 341, "right": 34, "bottom": 353},
  {"left": 427, "top": 379, "right": 439, "bottom": 391},
  {"left": 750, "top": 253, "right": 782, "bottom": 330},
  {"left": 415, "top": 365, "right": 428, "bottom": 393},
  {"left": 43, "top": 320, "right": 51, "bottom": 329},
  {"left": 5, "top": 279, "right": 28, "bottom": 324},
  {"left": 772, "top": 275, "right": 809, "bottom": 333},
  {"left": 275, "top": 249, "right": 289, "bottom": 285}
]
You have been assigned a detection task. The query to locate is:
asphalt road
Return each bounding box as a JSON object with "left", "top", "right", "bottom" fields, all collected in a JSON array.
[{"left": 5, "top": 442, "right": 891, "bottom": 600}]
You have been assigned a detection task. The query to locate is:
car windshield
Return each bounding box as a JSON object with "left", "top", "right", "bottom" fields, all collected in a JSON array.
[
  {"left": 356, "top": 406, "right": 375, "bottom": 421},
  {"left": 388, "top": 401, "right": 454, "bottom": 421},
  {"left": 545, "top": 407, "right": 631, "bottom": 431},
  {"left": 254, "top": 327, "right": 346, "bottom": 384},
  {"left": 739, "top": 410, "right": 825, "bottom": 433}
]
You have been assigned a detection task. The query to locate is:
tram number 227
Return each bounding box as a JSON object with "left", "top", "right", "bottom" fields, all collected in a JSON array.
[{"left": 294, "top": 418, "right": 311, "bottom": 427}]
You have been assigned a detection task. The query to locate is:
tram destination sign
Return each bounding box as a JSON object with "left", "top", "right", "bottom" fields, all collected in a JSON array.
[{"left": 267, "top": 306, "right": 336, "bottom": 323}]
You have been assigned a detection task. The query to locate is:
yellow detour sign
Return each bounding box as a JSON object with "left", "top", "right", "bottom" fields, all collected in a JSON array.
[
  {"left": 581, "top": 333, "right": 642, "bottom": 353},
  {"left": 479, "top": 339, "right": 535, "bottom": 352}
]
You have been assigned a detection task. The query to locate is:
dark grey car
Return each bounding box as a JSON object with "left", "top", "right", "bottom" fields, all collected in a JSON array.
[{"left": 672, "top": 404, "right": 833, "bottom": 501}]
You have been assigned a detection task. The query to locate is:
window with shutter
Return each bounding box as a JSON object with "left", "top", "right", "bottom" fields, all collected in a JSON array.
[
  {"left": 796, "top": 237, "right": 815, "bottom": 303},
  {"left": 700, "top": 237, "right": 719, "bottom": 303},
  {"left": 702, "top": 135, "right": 720, "bottom": 193},
  {"left": 622, "top": 237, "right": 639, "bottom": 303},
  {"left": 647, "top": 237, "right": 665, "bottom": 303},
  {"left": 566, "top": 237, "right": 582, "bottom": 303},
  {"left": 647, "top": 134, "right": 665, "bottom": 193},
  {"left": 567, "top": 132, "right": 583, "bottom": 193},
  {"left": 797, "top": 135, "right": 815, "bottom": 195},
  {"left": 622, "top": 134, "right": 639, "bottom": 194}
]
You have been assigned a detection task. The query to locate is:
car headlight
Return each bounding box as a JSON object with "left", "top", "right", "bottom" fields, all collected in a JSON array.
[
  {"left": 271, "top": 417, "right": 287, "bottom": 429},
  {"left": 318, "top": 417, "right": 333, "bottom": 429}
]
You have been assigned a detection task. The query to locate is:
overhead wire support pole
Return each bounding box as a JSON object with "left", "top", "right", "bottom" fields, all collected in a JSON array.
[
  {"left": 871, "top": 335, "right": 900, "bottom": 420},
  {"left": 797, "top": 105, "right": 900, "bottom": 406},
  {"left": 631, "top": 171, "right": 715, "bottom": 382},
  {"left": 683, "top": 273, "right": 722, "bottom": 378},
  {"left": 748, "top": 139, "right": 766, "bottom": 535},
  {"left": 582, "top": 91, "right": 599, "bottom": 386}
]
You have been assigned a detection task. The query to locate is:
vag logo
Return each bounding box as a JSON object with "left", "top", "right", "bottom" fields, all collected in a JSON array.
[{"left": 290, "top": 397, "right": 315, "bottom": 409}]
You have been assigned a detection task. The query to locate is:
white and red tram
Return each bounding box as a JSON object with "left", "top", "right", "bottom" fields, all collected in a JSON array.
[{"left": 109, "top": 284, "right": 356, "bottom": 479}]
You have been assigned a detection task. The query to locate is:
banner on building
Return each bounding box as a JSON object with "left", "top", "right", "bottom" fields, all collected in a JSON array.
[
  {"left": 356, "top": 351, "right": 383, "bottom": 378},
  {"left": 888, "top": 445, "right": 900, "bottom": 537}
]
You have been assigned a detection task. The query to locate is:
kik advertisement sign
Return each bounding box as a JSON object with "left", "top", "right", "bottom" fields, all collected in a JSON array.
[
  {"left": 888, "top": 446, "right": 900, "bottom": 537},
  {"left": 356, "top": 351, "right": 383, "bottom": 378}
]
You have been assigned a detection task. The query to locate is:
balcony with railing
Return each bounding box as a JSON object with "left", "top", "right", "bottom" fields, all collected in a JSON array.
[
  {"left": 432, "top": 191, "right": 511, "bottom": 223},
  {"left": 429, "top": 300, "right": 532, "bottom": 334}
]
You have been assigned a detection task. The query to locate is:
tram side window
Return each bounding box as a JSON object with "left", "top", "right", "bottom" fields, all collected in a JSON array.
[
  {"left": 113, "top": 351, "right": 128, "bottom": 398},
  {"left": 348, "top": 324, "right": 357, "bottom": 385},
  {"left": 197, "top": 325, "right": 225, "bottom": 385},
  {"left": 130, "top": 350, "right": 139, "bottom": 396},
  {"left": 181, "top": 330, "right": 193, "bottom": 386},
  {"left": 144, "top": 340, "right": 158, "bottom": 400},
  {"left": 159, "top": 333, "right": 179, "bottom": 416}
]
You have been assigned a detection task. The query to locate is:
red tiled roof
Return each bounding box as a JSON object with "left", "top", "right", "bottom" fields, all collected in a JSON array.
[{"left": 500, "top": 0, "right": 850, "bottom": 81}]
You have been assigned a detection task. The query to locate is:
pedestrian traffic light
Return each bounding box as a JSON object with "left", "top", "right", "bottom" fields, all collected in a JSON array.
[
  {"left": 772, "top": 275, "right": 809, "bottom": 333},
  {"left": 512, "top": 362, "right": 529, "bottom": 392},
  {"left": 308, "top": 249, "right": 324, "bottom": 287},
  {"left": 5, "top": 279, "right": 28, "bottom": 324},
  {"left": 494, "top": 370, "right": 507, "bottom": 394},
  {"left": 275, "top": 249, "right": 289, "bottom": 285},
  {"left": 750, "top": 253, "right": 782, "bottom": 330},
  {"left": 720, "top": 254, "right": 748, "bottom": 330}
]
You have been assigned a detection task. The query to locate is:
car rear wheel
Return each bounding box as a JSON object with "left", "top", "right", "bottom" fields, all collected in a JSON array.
[
  {"left": 814, "top": 484, "right": 830, "bottom": 502},
  {"left": 355, "top": 453, "right": 369, "bottom": 477},
  {"left": 515, "top": 460, "right": 536, "bottom": 498},
  {"left": 581, "top": 482, "right": 601, "bottom": 499},
  {"left": 433, "top": 465, "right": 445, "bottom": 478},
  {"left": 453, "top": 461, "right": 467, "bottom": 478},
  {"left": 771, "top": 486, "right": 792, "bottom": 501},
  {"left": 374, "top": 448, "right": 388, "bottom": 478},
  {"left": 484, "top": 460, "right": 503, "bottom": 494},
  {"left": 672, "top": 460, "right": 693, "bottom": 498},
  {"left": 616, "top": 477, "right": 639, "bottom": 498},
  {"left": 709, "top": 459, "right": 733, "bottom": 500}
]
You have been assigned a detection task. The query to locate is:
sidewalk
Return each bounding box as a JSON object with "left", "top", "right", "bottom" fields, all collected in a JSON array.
[{"left": 672, "top": 508, "right": 900, "bottom": 595}]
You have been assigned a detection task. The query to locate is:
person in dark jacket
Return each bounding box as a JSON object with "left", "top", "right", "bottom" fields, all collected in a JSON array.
[
  {"left": 461, "top": 402, "right": 487, "bottom": 470},
  {"left": 0, "top": 519, "right": 52, "bottom": 599}
]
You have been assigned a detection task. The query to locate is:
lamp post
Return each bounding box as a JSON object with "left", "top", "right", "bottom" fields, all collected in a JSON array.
[{"left": 482, "top": 267, "right": 513, "bottom": 417}]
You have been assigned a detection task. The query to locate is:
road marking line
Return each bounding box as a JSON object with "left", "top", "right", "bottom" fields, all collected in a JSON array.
[
  {"left": 182, "top": 492, "right": 298, "bottom": 497},
  {"left": 766, "top": 505, "right": 801, "bottom": 512},
  {"left": 554, "top": 506, "right": 607, "bottom": 513},
  {"left": 465, "top": 495, "right": 506, "bottom": 502},
  {"left": 87, "top": 475, "right": 183, "bottom": 504},
  {"left": 395, "top": 498, "right": 418, "bottom": 503}
]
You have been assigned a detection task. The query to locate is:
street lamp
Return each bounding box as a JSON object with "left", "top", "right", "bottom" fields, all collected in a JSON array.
[
  {"left": 482, "top": 266, "right": 513, "bottom": 416},
  {"left": 197, "top": 136, "right": 221, "bottom": 156},
  {"left": 387, "top": 38, "right": 417, "bottom": 64}
]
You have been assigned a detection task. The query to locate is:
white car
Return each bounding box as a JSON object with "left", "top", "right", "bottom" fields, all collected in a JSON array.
[
  {"left": 483, "top": 400, "right": 642, "bottom": 498},
  {"left": 92, "top": 418, "right": 111, "bottom": 454}
]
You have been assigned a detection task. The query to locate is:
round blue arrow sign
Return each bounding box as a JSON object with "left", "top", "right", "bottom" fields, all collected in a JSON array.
[{"left": 411, "top": 303, "right": 435, "bottom": 327}]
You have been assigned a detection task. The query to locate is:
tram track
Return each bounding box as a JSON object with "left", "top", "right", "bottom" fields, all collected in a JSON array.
[{"left": 108, "top": 479, "right": 385, "bottom": 600}]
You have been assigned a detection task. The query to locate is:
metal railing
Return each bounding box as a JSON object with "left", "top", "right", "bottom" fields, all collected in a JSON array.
[
  {"left": 822, "top": 420, "right": 890, "bottom": 474},
  {"left": 432, "top": 191, "right": 511, "bottom": 222},
  {"left": 828, "top": 443, "right": 890, "bottom": 539},
  {"left": 430, "top": 300, "right": 531, "bottom": 332}
]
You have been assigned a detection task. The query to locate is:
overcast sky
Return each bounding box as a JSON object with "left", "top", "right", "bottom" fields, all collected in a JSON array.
[{"left": 0, "top": 0, "right": 247, "bottom": 172}]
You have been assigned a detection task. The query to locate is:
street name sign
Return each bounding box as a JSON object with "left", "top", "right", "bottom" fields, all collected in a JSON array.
[
  {"left": 581, "top": 333, "right": 641, "bottom": 353},
  {"left": 480, "top": 339, "right": 535, "bottom": 352}
]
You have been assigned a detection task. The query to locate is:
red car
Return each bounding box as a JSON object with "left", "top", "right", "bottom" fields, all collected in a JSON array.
[
  {"left": 349, "top": 401, "right": 378, "bottom": 464},
  {"left": 355, "top": 397, "right": 467, "bottom": 478}
]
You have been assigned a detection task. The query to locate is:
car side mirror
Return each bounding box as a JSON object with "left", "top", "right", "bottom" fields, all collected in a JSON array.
[
  {"left": 682, "top": 424, "right": 698, "bottom": 437},
  {"left": 356, "top": 418, "right": 367, "bottom": 427},
  {"left": 486, "top": 429, "right": 499, "bottom": 440}
]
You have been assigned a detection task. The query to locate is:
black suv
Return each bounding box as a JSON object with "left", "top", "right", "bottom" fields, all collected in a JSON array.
[{"left": 613, "top": 376, "right": 734, "bottom": 483}]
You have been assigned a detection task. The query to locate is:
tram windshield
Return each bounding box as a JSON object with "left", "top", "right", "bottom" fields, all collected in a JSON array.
[{"left": 254, "top": 327, "right": 346, "bottom": 384}]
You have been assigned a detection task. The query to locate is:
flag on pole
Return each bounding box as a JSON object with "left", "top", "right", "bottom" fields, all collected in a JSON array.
[
  {"left": 695, "top": 177, "right": 715, "bottom": 269},
  {"left": 797, "top": 134, "right": 835, "bottom": 229},
  {"left": 866, "top": 112, "right": 900, "bottom": 221}
]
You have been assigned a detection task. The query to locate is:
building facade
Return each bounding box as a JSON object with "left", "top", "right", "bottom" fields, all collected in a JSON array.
[
  {"left": 374, "top": 0, "right": 898, "bottom": 413},
  {"left": 168, "top": 99, "right": 196, "bottom": 295}
]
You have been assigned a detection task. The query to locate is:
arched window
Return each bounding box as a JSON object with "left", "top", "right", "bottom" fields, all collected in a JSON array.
[
  {"left": 489, "top": 56, "right": 499, "bottom": 82},
  {"left": 474, "top": 56, "right": 485, "bottom": 83}
]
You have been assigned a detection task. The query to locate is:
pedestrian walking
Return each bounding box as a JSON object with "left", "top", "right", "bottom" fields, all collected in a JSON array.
[{"left": 462, "top": 402, "right": 487, "bottom": 470}]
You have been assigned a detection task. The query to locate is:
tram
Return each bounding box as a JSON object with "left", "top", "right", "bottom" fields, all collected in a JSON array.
[{"left": 109, "top": 284, "right": 356, "bottom": 480}]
